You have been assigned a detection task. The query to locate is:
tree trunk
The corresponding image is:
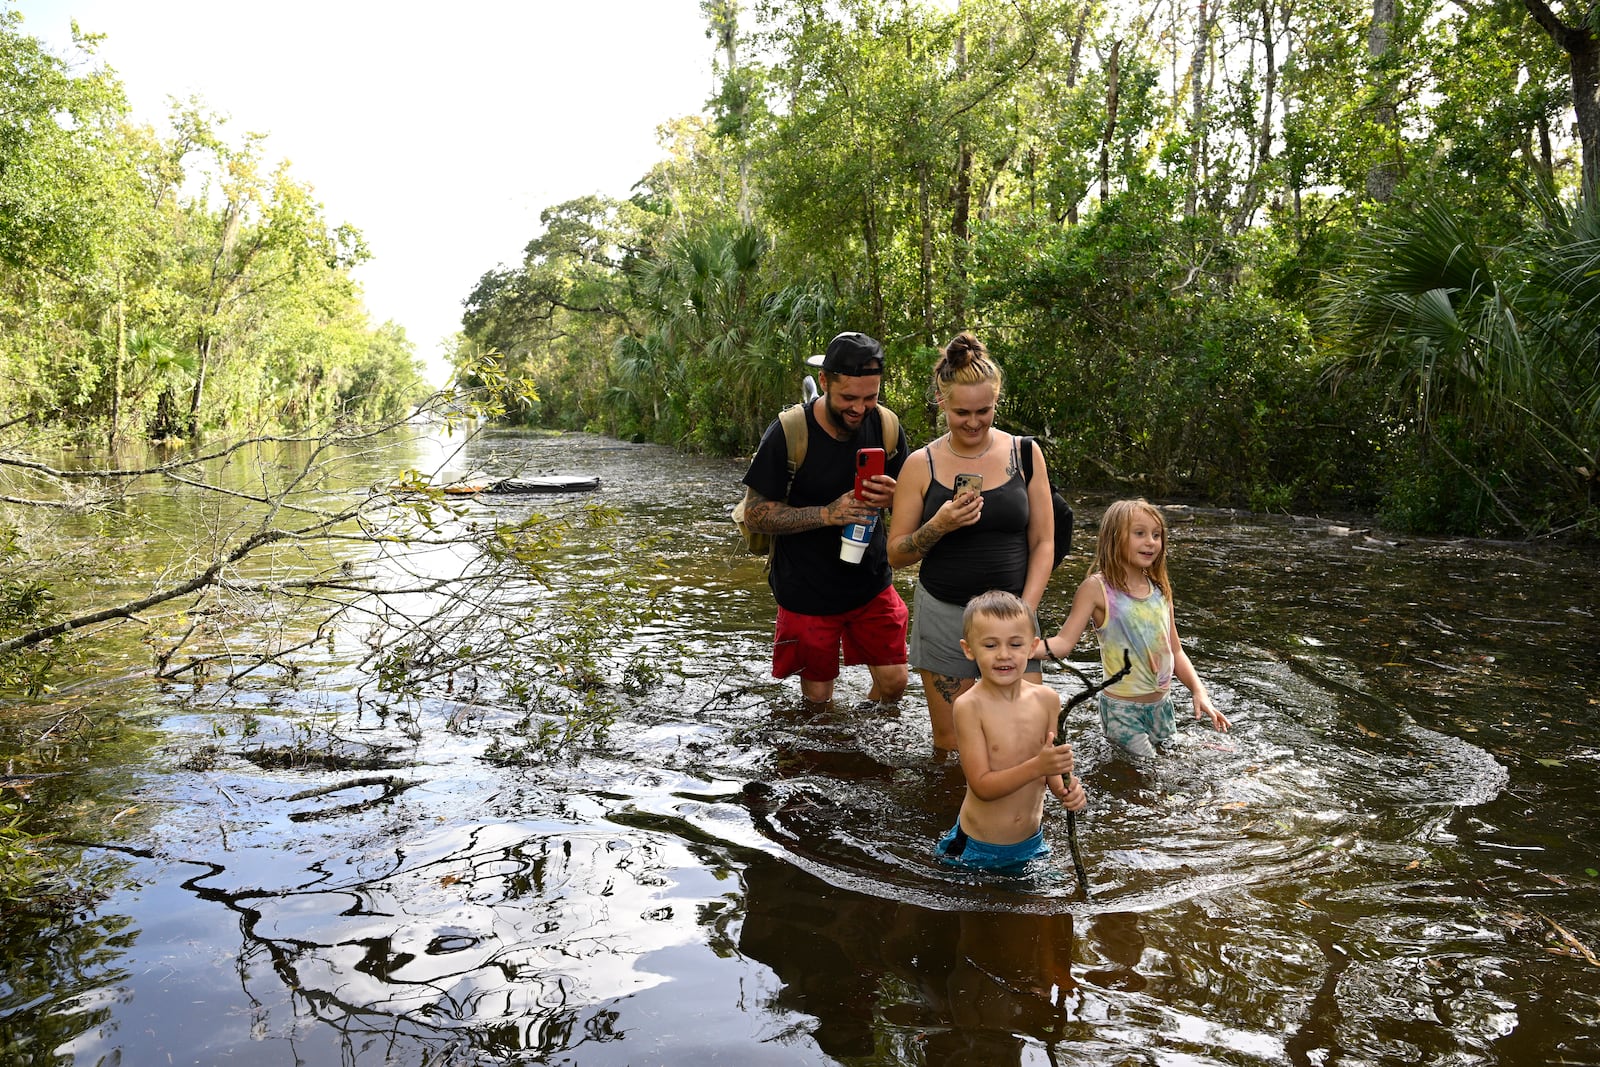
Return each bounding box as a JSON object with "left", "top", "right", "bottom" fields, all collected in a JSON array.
[
  {"left": 190, "top": 196, "right": 243, "bottom": 434},
  {"left": 919, "top": 163, "right": 935, "bottom": 344},
  {"left": 704, "top": 1, "right": 752, "bottom": 225},
  {"left": 1232, "top": 0, "right": 1277, "bottom": 232},
  {"left": 1280, "top": 0, "right": 1302, "bottom": 233},
  {"left": 110, "top": 294, "right": 125, "bottom": 449},
  {"left": 726, "top": 31, "right": 752, "bottom": 225},
  {"left": 737, "top": 159, "right": 752, "bottom": 228},
  {"left": 947, "top": 146, "right": 972, "bottom": 329},
  {"left": 947, "top": 29, "right": 971, "bottom": 328},
  {"left": 1186, "top": 0, "right": 1209, "bottom": 218},
  {"left": 862, "top": 153, "right": 885, "bottom": 337},
  {"left": 1366, "top": 0, "right": 1399, "bottom": 202},
  {"left": 1100, "top": 40, "right": 1122, "bottom": 203},
  {"left": 189, "top": 331, "right": 211, "bottom": 435},
  {"left": 1066, "top": 6, "right": 1089, "bottom": 223},
  {"left": 1523, "top": 0, "right": 1600, "bottom": 208}
]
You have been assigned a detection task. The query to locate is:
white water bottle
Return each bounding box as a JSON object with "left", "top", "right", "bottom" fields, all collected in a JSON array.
[{"left": 839, "top": 511, "right": 878, "bottom": 563}]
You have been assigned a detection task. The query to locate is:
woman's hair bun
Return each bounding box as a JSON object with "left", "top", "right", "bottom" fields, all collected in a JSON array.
[{"left": 942, "top": 331, "right": 984, "bottom": 370}]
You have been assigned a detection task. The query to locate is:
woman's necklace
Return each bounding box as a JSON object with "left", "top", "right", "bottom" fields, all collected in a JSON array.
[{"left": 944, "top": 432, "right": 994, "bottom": 460}]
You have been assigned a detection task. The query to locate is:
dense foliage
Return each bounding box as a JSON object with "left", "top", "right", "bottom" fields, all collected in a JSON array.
[
  {"left": 0, "top": 10, "right": 425, "bottom": 443},
  {"left": 458, "top": 0, "right": 1599, "bottom": 537}
]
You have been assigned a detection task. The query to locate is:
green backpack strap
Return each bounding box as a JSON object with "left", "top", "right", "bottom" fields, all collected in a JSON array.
[
  {"left": 778, "top": 403, "right": 809, "bottom": 479},
  {"left": 875, "top": 405, "right": 900, "bottom": 462},
  {"left": 778, "top": 400, "right": 898, "bottom": 492}
]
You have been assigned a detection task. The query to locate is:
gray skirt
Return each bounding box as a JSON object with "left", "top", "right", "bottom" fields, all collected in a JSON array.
[{"left": 908, "top": 580, "right": 1044, "bottom": 680}]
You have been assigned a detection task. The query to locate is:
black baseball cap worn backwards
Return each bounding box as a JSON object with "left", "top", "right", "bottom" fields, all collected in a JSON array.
[{"left": 806, "top": 332, "right": 885, "bottom": 376}]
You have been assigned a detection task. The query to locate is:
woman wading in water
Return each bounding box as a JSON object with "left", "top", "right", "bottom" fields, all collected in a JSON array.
[{"left": 887, "top": 332, "right": 1055, "bottom": 751}]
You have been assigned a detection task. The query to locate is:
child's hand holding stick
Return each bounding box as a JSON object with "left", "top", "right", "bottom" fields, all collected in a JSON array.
[{"left": 1052, "top": 647, "right": 1132, "bottom": 901}]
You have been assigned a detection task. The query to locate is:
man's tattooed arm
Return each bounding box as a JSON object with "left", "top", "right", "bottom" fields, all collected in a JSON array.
[{"left": 742, "top": 488, "right": 841, "bottom": 534}]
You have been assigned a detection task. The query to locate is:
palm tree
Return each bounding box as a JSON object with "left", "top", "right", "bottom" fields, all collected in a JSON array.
[
  {"left": 122, "top": 329, "right": 196, "bottom": 440},
  {"left": 1321, "top": 193, "right": 1600, "bottom": 533},
  {"left": 629, "top": 222, "right": 830, "bottom": 450},
  {"left": 612, "top": 331, "right": 673, "bottom": 430}
]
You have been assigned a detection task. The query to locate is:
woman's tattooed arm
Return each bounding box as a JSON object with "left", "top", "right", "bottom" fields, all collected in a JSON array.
[{"left": 891, "top": 521, "right": 944, "bottom": 560}]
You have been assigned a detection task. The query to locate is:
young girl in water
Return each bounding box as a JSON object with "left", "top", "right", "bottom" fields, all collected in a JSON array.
[{"left": 1034, "top": 499, "right": 1228, "bottom": 758}]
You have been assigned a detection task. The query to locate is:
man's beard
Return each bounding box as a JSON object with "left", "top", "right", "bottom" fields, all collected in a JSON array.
[{"left": 825, "top": 395, "right": 867, "bottom": 437}]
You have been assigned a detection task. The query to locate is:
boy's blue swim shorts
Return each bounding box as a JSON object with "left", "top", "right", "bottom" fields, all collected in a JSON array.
[{"left": 935, "top": 823, "right": 1049, "bottom": 872}]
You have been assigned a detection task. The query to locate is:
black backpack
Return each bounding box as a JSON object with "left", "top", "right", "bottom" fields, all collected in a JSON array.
[{"left": 1019, "top": 436, "right": 1074, "bottom": 568}]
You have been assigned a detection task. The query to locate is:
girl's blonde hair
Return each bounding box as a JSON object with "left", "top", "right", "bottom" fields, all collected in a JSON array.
[
  {"left": 932, "top": 331, "right": 1003, "bottom": 405},
  {"left": 1092, "top": 499, "right": 1172, "bottom": 602}
]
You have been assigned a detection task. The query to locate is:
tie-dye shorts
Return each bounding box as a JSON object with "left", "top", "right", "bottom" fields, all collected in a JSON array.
[{"left": 1097, "top": 692, "right": 1176, "bottom": 758}]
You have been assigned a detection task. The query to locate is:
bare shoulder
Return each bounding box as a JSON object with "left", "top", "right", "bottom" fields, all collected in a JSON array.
[
  {"left": 904, "top": 445, "right": 933, "bottom": 481},
  {"left": 951, "top": 683, "right": 984, "bottom": 720},
  {"left": 1025, "top": 680, "right": 1061, "bottom": 722}
]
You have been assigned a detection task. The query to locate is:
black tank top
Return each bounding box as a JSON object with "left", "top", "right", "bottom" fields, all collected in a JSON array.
[{"left": 917, "top": 454, "right": 1030, "bottom": 604}]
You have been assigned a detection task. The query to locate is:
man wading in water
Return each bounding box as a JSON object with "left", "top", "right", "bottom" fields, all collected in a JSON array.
[{"left": 739, "top": 332, "right": 911, "bottom": 705}]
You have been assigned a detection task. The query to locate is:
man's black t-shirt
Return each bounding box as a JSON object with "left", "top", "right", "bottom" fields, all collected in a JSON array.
[{"left": 742, "top": 402, "right": 908, "bottom": 617}]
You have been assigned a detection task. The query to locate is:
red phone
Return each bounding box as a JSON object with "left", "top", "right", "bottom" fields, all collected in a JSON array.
[{"left": 854, "top": 447, "right": 886, "bottom": 500}]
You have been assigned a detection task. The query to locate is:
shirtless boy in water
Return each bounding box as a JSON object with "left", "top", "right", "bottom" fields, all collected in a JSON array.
[{"left": 935, "top": 590, "right": 1087, "bottom": 870}]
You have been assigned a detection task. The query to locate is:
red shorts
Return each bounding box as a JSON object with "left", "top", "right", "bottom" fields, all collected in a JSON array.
[{"left": 773, "top": 585, "right": 908, "bottom": 682}]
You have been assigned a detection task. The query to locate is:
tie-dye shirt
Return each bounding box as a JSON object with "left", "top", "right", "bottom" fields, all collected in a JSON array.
[{"left": 1093, "top": 573, "right": 1174, "bottom": 698}]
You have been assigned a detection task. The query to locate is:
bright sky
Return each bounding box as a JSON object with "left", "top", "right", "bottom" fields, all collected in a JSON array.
[{"left": 20, "top": 0, "right": 716, "bottom": 383}]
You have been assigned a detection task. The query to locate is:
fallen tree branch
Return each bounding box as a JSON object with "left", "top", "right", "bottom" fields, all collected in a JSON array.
[
  {"left": 1536, "top": 910, "right": 1600, "bottom": 967},
  {"left": 0, "top": 494, "right": 78, "bottom": 508},
  {"left": 0, "top": 422, "right": 405, "bottom": 482},
  {"left": 280, "top": 775, "right": 410, "bottom": 803},
  {"left": 280, "top": 774, "right": 421, "bottom": 822},
  {"left": 0, "top": 513, "right": 359, "bottom": 656}
]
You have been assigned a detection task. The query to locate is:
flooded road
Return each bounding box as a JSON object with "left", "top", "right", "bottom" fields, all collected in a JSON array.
[{"left": 2, "top": 427, "right": 1597, "bottom": 1065}]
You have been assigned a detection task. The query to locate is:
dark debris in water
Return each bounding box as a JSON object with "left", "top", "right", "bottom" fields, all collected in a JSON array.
[{"left": 239, "top": 744, "right": 406, "bottom": 772}]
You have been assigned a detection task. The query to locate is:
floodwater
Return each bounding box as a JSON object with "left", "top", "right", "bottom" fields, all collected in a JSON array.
[{"left": 2, "top": 426, "right": 1598, "bottom": 1066}]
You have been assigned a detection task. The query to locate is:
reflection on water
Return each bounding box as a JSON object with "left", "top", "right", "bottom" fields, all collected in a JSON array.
[
  {"left": 737, "top": 857, "right": 1083, "bottom": 1064},
  {"left": 3, "top": 428, "right": 1599, "bottom": 1065}
]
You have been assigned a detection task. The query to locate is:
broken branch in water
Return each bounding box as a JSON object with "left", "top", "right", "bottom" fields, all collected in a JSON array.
[
  {"left": 1536, "top": 910, "right": 1600, "bottom": 966},
  {"left": 278, "top": 775, "right": 422, "bottom": 823}
]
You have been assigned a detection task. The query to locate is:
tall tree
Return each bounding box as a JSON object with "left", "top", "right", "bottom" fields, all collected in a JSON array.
[
  {"left": 1185, "top": 0, "right": 1213, "bottom": 217},
  {"left": 1367, "top": 0, "right": 1400, "bottom": 201},
  {"left": 704, "top": 0, "right": 756, "bottom": 225},
  {"left": 164, "top": 104, "right": 368, "bottom": 434},
  {"left": 0, "top": 12, "right": 126, "bottom": 278},
  {"left": 1099, "top": 38, "right": 1122, "bottom": 202},
  {"left": 1522, "top": 0, "right": 1600, "bottom": 208}
]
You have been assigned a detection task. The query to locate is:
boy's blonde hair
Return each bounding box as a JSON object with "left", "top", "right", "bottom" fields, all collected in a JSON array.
[
  {"left": 961, "top": 588, "right": 1037, "bottom": 641},
  {"left": 1092, "top": 498, "right": 1172, "bottom": 602}
]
